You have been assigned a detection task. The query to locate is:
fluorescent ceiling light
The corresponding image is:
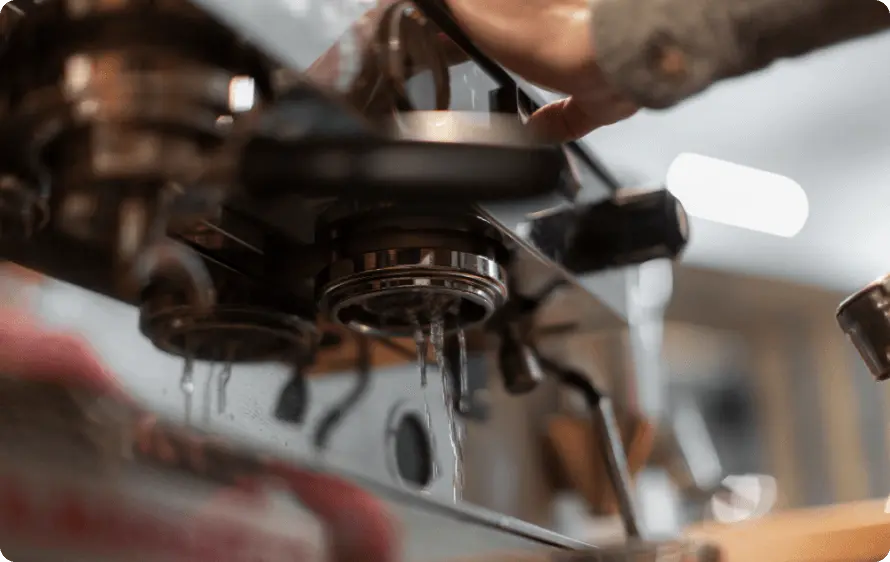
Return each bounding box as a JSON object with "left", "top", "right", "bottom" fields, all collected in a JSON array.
[{"left": 666, "top": 153, "right": 809, "bottom": 238}]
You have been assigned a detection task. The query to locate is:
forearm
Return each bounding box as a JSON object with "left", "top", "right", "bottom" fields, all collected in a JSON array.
[{"left": 592, "top": 0, "right": 890, "bottom": 109}]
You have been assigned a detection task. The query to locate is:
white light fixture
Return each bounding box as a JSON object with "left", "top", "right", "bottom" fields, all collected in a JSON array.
[
  {"left": 228, "top": 76, "right": 257, "bottom": 113},
  {"left": 666, "top": 153, "right": 809, "bottom": 238}
]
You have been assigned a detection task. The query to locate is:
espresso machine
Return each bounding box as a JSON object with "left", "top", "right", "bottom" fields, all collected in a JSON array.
[{"left": 0, "top": 0, "right": 699, "bottom": 559}]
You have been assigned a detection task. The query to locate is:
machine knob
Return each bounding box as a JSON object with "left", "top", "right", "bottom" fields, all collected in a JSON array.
[
  {"left": 837, "top": 275, "right": 890, "bottom": 382},
  {"left": 526, "top": 188, "right": 689, "bottom": 274}
]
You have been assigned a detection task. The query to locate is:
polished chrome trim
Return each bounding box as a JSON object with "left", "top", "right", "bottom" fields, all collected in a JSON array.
[{"left": 319, "top": 248, "right": 508, "bottom": 337}]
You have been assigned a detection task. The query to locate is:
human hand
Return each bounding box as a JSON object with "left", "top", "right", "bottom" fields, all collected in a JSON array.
[{"left": 444, "top": 0, "right": 638, "bottom": 142}]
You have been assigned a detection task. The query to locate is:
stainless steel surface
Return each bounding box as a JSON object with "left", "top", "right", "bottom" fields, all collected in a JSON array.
[
  {"left": 837, "top": 274, "right": 890, "bottom": 381},
  {"left": 0, "top": 372, "right": 591, "bottom": 562},
  {"left": 140, "top": 302, "right": 319, "bottom": 363},
  {"left": 353, "top": 466, "right": 594, "bottom": 554},
  {"left": 481, "top": 207, "right": 629, "bottom": 337},
  {"left": 45, "top": 281, "right": 583, "bottom": 554},
  {"left": 390, "top": 111, "right": 537, "bottom": 146}
]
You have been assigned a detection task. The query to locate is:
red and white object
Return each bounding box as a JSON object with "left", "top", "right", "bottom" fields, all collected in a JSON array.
[{"left": 0, "top": 316, "right": 397, "bottom": 562}]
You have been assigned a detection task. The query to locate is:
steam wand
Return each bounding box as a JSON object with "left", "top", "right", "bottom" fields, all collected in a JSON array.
[{"left": 537, "top": 355, "right": 643, "bottom": 540}]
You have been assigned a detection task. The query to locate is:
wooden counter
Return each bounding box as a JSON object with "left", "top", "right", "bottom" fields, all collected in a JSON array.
[{"left": 686, "top": 500, "right": 890, "bottom": 562}]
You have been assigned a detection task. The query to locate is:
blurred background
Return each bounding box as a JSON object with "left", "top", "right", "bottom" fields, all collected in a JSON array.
[{"left": 1, "top": 3, "right": 889, "bottom": 559}]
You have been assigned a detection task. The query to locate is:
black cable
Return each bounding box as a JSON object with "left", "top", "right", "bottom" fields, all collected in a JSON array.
[{"left": 312, "top": 334, "right": 373, "bottom": 451}]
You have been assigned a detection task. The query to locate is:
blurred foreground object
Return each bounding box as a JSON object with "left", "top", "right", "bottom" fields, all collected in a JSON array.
[
  {"left": 0, "top": 378, "right": 398, "bottom": 562},
  {"left": 0, "top": 312, "right": 396, "bottom": 562}
]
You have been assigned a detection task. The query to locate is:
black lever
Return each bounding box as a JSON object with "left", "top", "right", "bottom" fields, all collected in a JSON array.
[{"left": 526, "top": 188, "right": 690, "bottom": 274}]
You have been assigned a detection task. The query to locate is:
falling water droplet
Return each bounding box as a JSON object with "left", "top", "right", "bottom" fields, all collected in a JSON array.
[
  {"left": 414, "top": 327, "right": 428, "bottom": 388},
  {"left": 218, "top": 363, "right": 232, "bottom": 414},
  {"left": 218, "top": 344, "right": 236, "bottom": 414},
  {"left": 413, "top": 320, "right": 440, "bottom": 480},
  {"left": 423, "top": 397, "right": 441, "bottom": 482},
  {"left": 431, "top": 319, "right": 446, "bottom": 380},
  {"left": 457, "top": 330, "right": 469, "bottom": 413},
  {"left": 203, "top": 361, "right": 216, "bottom": 425},
  {"left": 180, "top": 356, "right": 195, "bottom": 427},
  {"left": 431, "top": 316, "right": 464, "bottom": 501}
]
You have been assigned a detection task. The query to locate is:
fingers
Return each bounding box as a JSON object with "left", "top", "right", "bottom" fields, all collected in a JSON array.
[
  {"left": 527, "top": 95, "right": 638, "bottom": 142},
  {"left": 266, "top": 461, "right": 398, "bottom": 562},
  {"left": 0, "top": 308, "right": 120, "bottom": 393}
]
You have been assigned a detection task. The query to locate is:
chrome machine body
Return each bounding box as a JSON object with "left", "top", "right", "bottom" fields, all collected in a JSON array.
[{"left": 0, "top": 0, "right": 692, "bottom": 559}]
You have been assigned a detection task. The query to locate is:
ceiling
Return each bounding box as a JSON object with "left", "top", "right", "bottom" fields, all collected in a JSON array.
[{"left": 579, "top": 31, "right": 890, "bottom": 293}]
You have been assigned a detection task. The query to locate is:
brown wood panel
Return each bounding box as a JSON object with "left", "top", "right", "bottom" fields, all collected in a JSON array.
[
  {"left": 309, "top": 324, "right": 418, "bottom": 375},
  {"left": 811, "top": 316, "right": 869, "bottom": 503},
  {"left": 309, "top": 323, "right": 492, "bottom": 376},
  {"left": 747, "top": 327, "right": 801, "bottom": 509},
  {"left": 669, "top": 266, "right": 846, "bottom": 332}
]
